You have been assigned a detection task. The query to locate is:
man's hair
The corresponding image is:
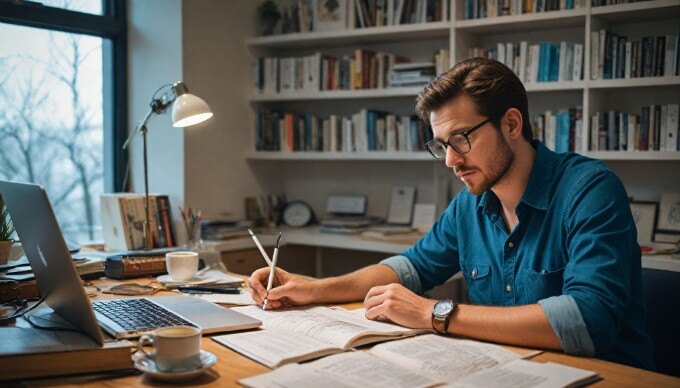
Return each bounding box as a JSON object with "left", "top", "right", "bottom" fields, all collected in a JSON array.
[{"left": 415, "top": 57, "right": 533, "bottom": 142}]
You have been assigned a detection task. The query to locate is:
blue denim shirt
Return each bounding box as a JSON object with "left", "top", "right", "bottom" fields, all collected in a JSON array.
[{"left": 382, "top": 141, "right": 654, "bottom": 370}]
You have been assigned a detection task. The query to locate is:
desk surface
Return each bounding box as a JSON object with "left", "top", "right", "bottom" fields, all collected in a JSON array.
[{"left": 29, "top": 276, "right": 680, "bottom": 388}]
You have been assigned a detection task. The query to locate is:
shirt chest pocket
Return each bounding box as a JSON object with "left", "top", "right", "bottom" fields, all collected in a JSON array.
[
  {"left": 460, "top": 260, "right": 494, "bottom": 305},
  {"left": 523, "top": 267, "right": 565, "bottom": 304}
]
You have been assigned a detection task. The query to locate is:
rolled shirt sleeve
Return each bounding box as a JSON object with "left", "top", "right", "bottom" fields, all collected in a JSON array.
[
  {"left": 379, "top": 255, "right": 423, "bottom": 295},
  {"left": 538, "top": 295, "right": 595, "bottom": 356}
]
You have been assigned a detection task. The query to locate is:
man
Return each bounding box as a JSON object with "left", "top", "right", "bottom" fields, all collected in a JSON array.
[{"left": 248, "top": 57, "right": 654, "bottom": 370}]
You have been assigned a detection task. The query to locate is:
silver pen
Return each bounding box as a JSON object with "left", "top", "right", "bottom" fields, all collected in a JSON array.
[{"left": 263, "top": 233, "right": 282, "bottom": 311}]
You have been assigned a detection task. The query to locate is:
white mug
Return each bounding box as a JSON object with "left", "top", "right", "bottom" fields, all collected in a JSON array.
[
  {"left": 165, "top": 251, "right": 199, "bottom": 281},
  {"left": 137, "top": 326, "right": 202, "bottom": 372}
]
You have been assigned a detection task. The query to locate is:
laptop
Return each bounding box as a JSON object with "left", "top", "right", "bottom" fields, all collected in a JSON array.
[{"left": 0, "top": 180, "right": 261, "bottom": 343}]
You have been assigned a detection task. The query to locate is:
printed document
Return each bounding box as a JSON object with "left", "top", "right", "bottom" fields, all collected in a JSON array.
[{"left": 239, "top": 335, "right": 599, "bottom": 388}]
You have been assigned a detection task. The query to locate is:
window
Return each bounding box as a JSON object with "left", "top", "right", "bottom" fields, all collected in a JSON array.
[{"left": 0, "top": 0, "right": 127, "bottom": 243}]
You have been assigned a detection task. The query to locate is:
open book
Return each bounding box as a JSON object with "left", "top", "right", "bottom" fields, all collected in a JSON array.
[
  {"left": 239, "top": 334, "right": 600, "bottom": 388},
  {"left": 212, "top": 305, "right": 428, "bottom": 368}
]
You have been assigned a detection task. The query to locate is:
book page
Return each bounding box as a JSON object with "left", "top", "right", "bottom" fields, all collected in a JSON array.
[
  {"left": 232, "top": 305, "right": 422, "bottom": 349},
  {"left": 450, "top": 359, "right": 600, "bottom": 388},
  {"left": 369, "top": 334, "right": 522, "bottom": 381},
  {"left": 193, "top": 291, "right": 254, "bottom": 305},
  {"left": 239, "top": 352, "right": 442, "bottom": 388},
  {"left": 212, "top": 329, "right": 339, "bottom": 368}
]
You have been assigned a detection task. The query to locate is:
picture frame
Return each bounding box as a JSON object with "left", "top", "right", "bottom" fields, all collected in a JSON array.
[
  {"left": 656, "top": 193, "right": 680, "bottom": 233},
  {"left": 630, "top": 201, "right": 658, "bottom": 246},
  {"left": 312, "top": 0, "right": 347, "bottom": 32}
]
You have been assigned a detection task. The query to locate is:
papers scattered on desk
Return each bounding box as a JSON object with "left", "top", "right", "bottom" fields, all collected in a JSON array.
[
  {"left": 193, "top": 291, "right": 255, "bottom": 306},
  {"left": 213, "top": 305, "right": 428, "bottom": 368},
  {"left": 239, "top": 334, "right": 600, "bottom": 388}
]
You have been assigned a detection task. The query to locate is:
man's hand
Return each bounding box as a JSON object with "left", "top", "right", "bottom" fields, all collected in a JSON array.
[
  {"left": 247, "top": 267, "right": 315, "bottom": 309},
  {"left": 364, "top": 283, "right": 436, "bottom": 329}
]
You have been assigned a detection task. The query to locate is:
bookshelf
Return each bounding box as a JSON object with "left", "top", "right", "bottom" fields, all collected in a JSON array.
[{"left": 245, "top": 0, "right": 680, "bottom": 219}]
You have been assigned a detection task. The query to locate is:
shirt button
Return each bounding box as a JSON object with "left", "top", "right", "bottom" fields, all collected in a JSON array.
[
  {"left": 471, "top": 269, "right": 478, "bottom": 278},
  {"left": 508, "top": 242, "right": 514, "bottom": 248},
  {"left": 506, "top": 284, "right": 512, "bottom": 292}
]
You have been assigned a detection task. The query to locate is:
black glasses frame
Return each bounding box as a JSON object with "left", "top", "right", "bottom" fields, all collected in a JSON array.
[{"left": 425, "top": 117, "right": 495, "bottom": 158}]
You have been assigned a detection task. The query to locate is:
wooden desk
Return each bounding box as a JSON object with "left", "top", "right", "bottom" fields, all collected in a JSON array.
[{"left": 27, "top": 276, "right": 680, "bottom": 388}]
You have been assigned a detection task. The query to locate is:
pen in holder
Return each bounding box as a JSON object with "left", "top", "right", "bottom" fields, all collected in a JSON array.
[{"left": 180, "top": 206, "right": 202, "bottom": 250}]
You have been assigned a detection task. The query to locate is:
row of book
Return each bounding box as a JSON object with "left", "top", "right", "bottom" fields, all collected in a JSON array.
[
  {"left": 590, "top": 104, "right": 680, "bottom": 151},
  {"left": 464, "top": 0, "right": 586, "bottom": 19},
  {"left": 531, "top": 107, "right": 585, "bottom": 153},
  {"left": 590, "top": 32, "right": 679, "bottom": 80},
  {"left": 353, "top": 0, "right": 449, "bottom": 28},
  {"left": 254, "top": 48, "right": 447, "bottom": 94},
  {"left": 100, "top": 194, "right": 176, "bottom": 251},
  {"left": 591, "top": 0, "right": 649, "bottom": 6},
  {"left": 470, "top": 41, "right": 584, "bottom": 83},
  {"left": 255, "top": 109, "right": 433, "bottom": 152}
]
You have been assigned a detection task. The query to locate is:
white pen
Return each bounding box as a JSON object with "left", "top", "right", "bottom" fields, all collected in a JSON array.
[
  {"left": 263, "top": 232, "right": 282, "bottom": 311},
  {"left": 248, "top": 229, "right": 272, "bottom": 267}
]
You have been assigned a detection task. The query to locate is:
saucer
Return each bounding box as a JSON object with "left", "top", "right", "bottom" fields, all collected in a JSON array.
[
  {"left": 134, "top": 350, "right": 217, "bottom": 382},
  {"left": 157, "top": 274, "right": 216, "bottom": 285}
]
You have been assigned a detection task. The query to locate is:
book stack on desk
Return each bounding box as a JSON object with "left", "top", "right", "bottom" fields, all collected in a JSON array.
[
  {"left": 320, "top": 216, "right": 381, "bottom": 234},
  {"left": 0, "top": 309, "right": 132, "bottom": 381}
]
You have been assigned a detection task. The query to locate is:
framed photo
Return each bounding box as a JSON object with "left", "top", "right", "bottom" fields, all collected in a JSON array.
[
  {"left": 630, "top": 201, "right": 658, "bottom": 245},
  {"left": 312, "top": 0, "right": 347, "bottom": 32},
  {"left": 657, "top": 193, "right": 680, "bottom": 233}
]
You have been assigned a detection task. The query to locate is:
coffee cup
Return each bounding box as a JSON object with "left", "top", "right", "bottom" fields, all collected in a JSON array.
[
  {"left": 166, "top": 251, "right": 199, "bottom": 281},
  {"left": 137, "top": 326, "right": 202, "bottom": 372}
]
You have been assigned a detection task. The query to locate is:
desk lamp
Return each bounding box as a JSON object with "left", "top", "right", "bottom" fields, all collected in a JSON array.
[{"left": 123, "top": 82, "right": 213, "bottom": 250}]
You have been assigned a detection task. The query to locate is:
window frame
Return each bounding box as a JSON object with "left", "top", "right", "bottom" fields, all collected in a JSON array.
[{"left": 0, "top": 0, "right": 128, "bottom": 192}]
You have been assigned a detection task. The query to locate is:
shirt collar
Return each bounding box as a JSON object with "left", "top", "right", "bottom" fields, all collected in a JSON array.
[{"left": 477, "top": 140, "right": 553, "bottom": 214}]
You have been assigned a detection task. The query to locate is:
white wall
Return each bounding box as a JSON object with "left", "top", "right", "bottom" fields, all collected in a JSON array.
[{"left": 127, "top": 0, "right": 184, "bottom": 223}]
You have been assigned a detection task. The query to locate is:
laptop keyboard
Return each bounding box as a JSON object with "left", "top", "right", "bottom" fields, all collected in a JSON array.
[{"left": 92, "top": 298, "right": 197, "bottom": 332}]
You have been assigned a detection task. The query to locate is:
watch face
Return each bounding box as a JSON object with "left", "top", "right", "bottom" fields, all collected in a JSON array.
[
  {"left": 434, "top": 300, "right": 454, "bottom": 316},
  {"left": 283, "top": 202, "right": 313, "bottom": 227}
]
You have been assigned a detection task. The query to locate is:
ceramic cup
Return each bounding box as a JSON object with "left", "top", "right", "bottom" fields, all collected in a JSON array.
[
  {"left": 137, "top": 326, "right": 202, "bottom": 372},
  {"left": 165, "top": 251, "right": 199, "bottom": 281}
]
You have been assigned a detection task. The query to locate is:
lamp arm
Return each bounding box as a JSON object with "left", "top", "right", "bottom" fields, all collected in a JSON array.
[{"left": 122, "top": 107, "right": 155, "bottom": 150}]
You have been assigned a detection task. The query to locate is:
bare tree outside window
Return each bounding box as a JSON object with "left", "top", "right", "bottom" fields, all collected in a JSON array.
[{"left": 0, "top": 23, "right": 104, "bottom": 243}]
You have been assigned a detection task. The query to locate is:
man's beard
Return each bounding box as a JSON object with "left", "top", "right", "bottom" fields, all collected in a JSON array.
[{"left": 457, "top": 133, "right": 515, "bottom": 196}]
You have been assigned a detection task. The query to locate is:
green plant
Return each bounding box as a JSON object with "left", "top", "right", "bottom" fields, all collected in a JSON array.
[
  {"left": 0, "top": 196, "right": 15, "bottom": 242},
  {"left": 257, "top": 0, "right": 281, "bottom": 35}
]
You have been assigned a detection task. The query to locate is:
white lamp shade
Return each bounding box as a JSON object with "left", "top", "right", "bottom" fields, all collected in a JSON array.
[{"left": 172, "top": 93, "right": 213, "bottom": 127}]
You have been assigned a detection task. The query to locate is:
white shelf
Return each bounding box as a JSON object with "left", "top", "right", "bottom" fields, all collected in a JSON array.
[
  {"left": 584, "top": 151, "right": 680, "bottom": 160},
  {"left": 246, "top": 151, "right": 433, "bottom": 161},
  {"left": 588, "top": 76, "right": 680, "bottom": 89},
  {"left": 250, "top": 87, "right": 423, "bottom": 102},
  {"left": 202, "top": 229, "right": 680, "bottom": 272},
  {"left": 591, "top": 0, "right": 680, "bottom": 23},
  {"left": 246, "top": 21, "right": 451, "bottom": 50},
  {"left": 454, "top": 8, "right": 587, "bottom": 34}
]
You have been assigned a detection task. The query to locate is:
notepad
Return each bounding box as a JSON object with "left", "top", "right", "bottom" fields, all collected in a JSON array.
[{"left": 213, "top": 305, "right": 428, "bottom": 368}]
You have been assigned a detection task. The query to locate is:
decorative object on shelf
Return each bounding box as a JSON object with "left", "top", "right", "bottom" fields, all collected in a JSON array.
[
  {"left": 257, "top": 0, "right": 281, "bottom": 36},
  {"left": 0, "top": 195, "right": 15, "bottom": 265},
  {"left": 282, "top": 201, "right": 315, "bottom": 228},
  {"left": 123, "top": 82, "right": 213, "bottom": 250},
  {"left": 180, "top": 207, "right": 202, "bottom": 250},
  {"left": 657, "top": 193, "right": 680, "bottom": 233},
  {"left": 387, "top": 186, "right": 416, "bottom": 225},
  {"left": 313, "top": 0, "right": 347, "bottom": 32},
  {"left": 630, "top": 201, "right": 659, "bottom": 246}
]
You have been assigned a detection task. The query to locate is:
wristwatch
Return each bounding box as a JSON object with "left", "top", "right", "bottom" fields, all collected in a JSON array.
[{"left": 432, "top": 299, "right": 457, "bottom": 334}]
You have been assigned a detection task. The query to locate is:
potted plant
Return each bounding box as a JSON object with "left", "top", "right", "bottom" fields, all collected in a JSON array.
[
  {"left": 0, "top": 195, "right": 15, "bottom": 265},
  {"left": 257, "top": 0, "right": 281, "bottom": 36}
]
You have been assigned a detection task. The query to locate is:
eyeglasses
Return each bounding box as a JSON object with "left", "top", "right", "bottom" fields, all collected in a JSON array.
[{"left": 425, "top": 117, "right": 494, "bottom": 159}]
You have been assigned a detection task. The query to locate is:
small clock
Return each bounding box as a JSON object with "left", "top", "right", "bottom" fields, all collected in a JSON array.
[{"left": 282, "top": 201, "right": 314, "bottom": 228}]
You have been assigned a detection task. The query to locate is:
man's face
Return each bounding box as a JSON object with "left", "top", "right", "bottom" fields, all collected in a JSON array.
[{"left": 430, "top": 95, "right": 515, "bottom": 195}]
